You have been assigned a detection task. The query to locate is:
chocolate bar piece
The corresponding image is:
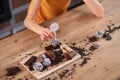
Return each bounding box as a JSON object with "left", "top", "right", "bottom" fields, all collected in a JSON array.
[
  {"left": 24, "top": 56, "right": 37, "bottom": 66},
  {"left": 63, "top": 53, "right": 72, "bottom": 60},
  {"left": 45, "top": 51, "right": 56, "bottom": 61},
  {"left": 6, "top": 66, "right": 21, "bottom": 76},
  {"left": 44, "top": 44, "right": 61, "bottom": 51}
]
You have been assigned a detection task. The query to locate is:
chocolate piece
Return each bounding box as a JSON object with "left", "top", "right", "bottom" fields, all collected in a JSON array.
[
  {"left": 89, "top": 44, "right": 99, "bottom": 51},
  {"left": 6, "top": 66, "right": 21, "bottom": 76},
  {"left": 24, "top": 56, "right": 37, "bottom": 66},
  {"left": 24, "top": 56, "right": 37, "bottom": 71},
  {"left": 103, "top": 32, "right": 112, "bottom": 41},
  {"left": 80, "top": 57, "right": 90, "bottom": 67},
  {"left": 87, "top": 36, "right": 98, "bottom": 43},
  {"left": 58, "top": 70, "right": 69, "bottom": 79},
  {"left": 63, "top": 53, "right": 72, "bottom": 60},
  {"left": 45, "top": 51, "right": 56, "bottom": 61},
  {"left": 45, "top": 77, "right": 51, "bottom": 80},
  {"left": 45, "top": 44, "right": 60, "bottom": 51},
  {"left": 68, "top": 51, "right": 76, "bottom": 57},
  {"left": 28, "top": 64, "right": 34, "bottom": 71},
  {"left": 70, "top": 46, "right": 86, "bottom": 58},
  {"left": 52, "top": 49, "right": 64, "bottom": 64}
]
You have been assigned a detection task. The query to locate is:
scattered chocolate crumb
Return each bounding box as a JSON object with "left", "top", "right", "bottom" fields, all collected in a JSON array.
[
  {"left": 58, "top": 70, "right": 69, "bottom": 79},
  {"left": 99, "top": 0, "right": 102, "bottom": 3},
  {"left": 73, "top": 64, "right": 77, "bottom": 68},
  {"left": 71, "top": 76, "right": 73, "bottom": 79},
  {"left": 70, "top": 46, "right": 87, "bottom": 58},
  {"left": 80, "top": 57, "right": 90, "bottom": 67},
  {"left": 92, "top": 26, "right": 95, "bottom": 29},
  {"left": 30, "top": 77, "right": 33, "bottom": 79},
  {"left": 80, "top": 41, "right": 82, "bottom": 43},
  {"left": 19, "top": 54, "right": 21, "bottom": 56},
  {"left": 72, "top": 42, "right": 76, "bottom": 46},
  {"left": 18, "top": 78, "right": 23, "bottom": 80},
  {"left": 105, "top": 24, "right": 120, "bottom": 34},
  {"left": 14, "top": 40, "right": 18, "bottom": 43},
  {"left": 84, "top": 42, "right": 89, "bottom": 46},
  {"left": 45, "top": 77, "right": 51, "bottom": 80},
  {"left": 83, "top": 39, "right": 87, "bottom": 42}
]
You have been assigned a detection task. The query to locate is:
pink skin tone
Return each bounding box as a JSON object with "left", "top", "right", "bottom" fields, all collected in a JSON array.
[{"left": 24, "top": 0, "right": 104, "bottom": 41}]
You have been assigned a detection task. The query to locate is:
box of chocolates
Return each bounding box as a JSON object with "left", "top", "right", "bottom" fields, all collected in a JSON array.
[{"left": 19, "top": 42, "right": 81, "bottom": 80}]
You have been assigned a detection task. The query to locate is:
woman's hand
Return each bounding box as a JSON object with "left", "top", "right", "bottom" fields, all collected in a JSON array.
[
  {"left": 39, "top": 27, "right": 55, "bottom": 41},
  {"left": 24, "top": 0, "right": 55, "bottom": 41}
]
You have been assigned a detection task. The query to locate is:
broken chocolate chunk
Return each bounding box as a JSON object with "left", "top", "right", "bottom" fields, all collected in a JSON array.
[
  {"left": 63, "top": 52, "right": 72, "bottom": 60},
  {"left": 45, "top": 44, "right": 61, "bottom": 51},
  {"left": 87, "top": 36, "right": 98, "bottom": 43},
  {"left": 80, "top": 57, "right": 90, "bottom": 67},
  {"left": 28, "top": 64, "right": 34, "bottom": 71},
  {"left": 89, "top": 44, "right": 99, "bottom": 51},
  {"left": 58, "top": 70, "right": 69, "bottom": 79},
  {"left": 70, "top": 46, "right": 86, "bottom": 58},
  {"left": 52, "top": 49, "right": 64, "bottom": 64},
  {"left": 24, "top": 56, "right": 37, "bottom": 66},
  {"left": 103, "top": 32, "right": 112, "bottom": 41},
  {"left": 6, "top": 66, "right": 21, "bottom": 76},
  {"left": 45, "top": 51, "right": 56, "bottom": 61}
]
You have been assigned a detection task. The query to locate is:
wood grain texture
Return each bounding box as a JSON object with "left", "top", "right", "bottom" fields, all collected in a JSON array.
[{"left": 0, "top": 0, "right": 120, "bottom": 80}]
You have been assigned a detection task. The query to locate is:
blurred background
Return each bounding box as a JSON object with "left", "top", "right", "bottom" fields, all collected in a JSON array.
[{"left": 0, "top": 0, "right": 84, "bottom": 40}]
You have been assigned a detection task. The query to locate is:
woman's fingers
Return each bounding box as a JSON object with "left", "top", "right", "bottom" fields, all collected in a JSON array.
[
  {"left": 45, "top": 29, "right": 55, "bottom": 38},
  {"left": 40, "top": 28, "right": 56, "bottom": 41},
  {"left": 50, "top": 32, "right": 55, "bottom": 39},
  {"left": 40, "top": 34, "right": 45, "bottom": 41},
  {"left": 40, "top": 34, "right": 48, "bottom": 41},
  {"left": 43, "top": 31, "right": 49, "bottom": 37}
]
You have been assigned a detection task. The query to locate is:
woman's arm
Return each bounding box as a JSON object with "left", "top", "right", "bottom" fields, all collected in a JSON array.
[
  {"left": 83, "top": 0, "right": 104, "bottom": 18},
  {"left": 24, "top": 0, "right": 54, "bottom": 41}
]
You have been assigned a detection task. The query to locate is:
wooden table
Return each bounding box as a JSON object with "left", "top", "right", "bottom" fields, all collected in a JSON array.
[{"left": 0, "top": 0, "right": 120, "bottom": 80}]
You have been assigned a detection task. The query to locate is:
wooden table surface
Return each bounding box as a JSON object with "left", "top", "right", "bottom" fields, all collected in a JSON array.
[{"left": 0, "top": 0, "right": 120, "bottom": 80}]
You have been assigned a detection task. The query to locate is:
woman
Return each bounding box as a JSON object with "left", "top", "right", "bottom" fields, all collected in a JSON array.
[{"left": 24, "top": 0, "right": 104, "bottom": 41}]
